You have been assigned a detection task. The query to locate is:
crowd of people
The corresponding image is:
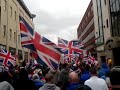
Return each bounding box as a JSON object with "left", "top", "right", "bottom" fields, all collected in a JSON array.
[{"left": 0, "top": 61, "right": 120, "bottom": 90}]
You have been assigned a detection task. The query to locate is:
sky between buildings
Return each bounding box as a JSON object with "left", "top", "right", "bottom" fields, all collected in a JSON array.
[{"left": 23, "top": 0, "right": 90, "bottom": 44}]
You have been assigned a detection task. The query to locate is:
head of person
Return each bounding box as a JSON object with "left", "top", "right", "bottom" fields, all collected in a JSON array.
[
  {"left": 89, "top": 67, "right": 97, "bottom": 76},
  {"left": 67, "top": 63, "right": 72, "bottom": 69},
  {"left": 0, "top": 71, "right": 12, "bottom": 83},
  {"left": 85, "top": 64, "right": 90, "bottom": 71},
  {"left": 62, "top": 63, "right": 68, "bottom": 69},
  {"left": 110, "top": 66, "right": 120, "bottom": 87},
  {"left": 19, "top": 68, "right": 28, "bottom": 79},
  {"left": 32, "top": 73, "right": 39, "bottom": 80},
  {"left": 45, "top": 73, "right": 54, "bottom": 83},
  {"left": 68, "top": 71, "right": 79, "bottom": 83}
]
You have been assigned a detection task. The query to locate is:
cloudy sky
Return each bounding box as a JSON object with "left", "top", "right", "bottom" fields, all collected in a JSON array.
[{"left": 23, "top": 0, "right": 90, "bottom": 43}]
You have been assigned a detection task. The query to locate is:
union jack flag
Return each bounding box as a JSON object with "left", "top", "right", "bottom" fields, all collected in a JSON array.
[
  {"left": 19, "top": 16, "right": 46, "bottom": 66},
  {"left": 0, "top": 49, "right": 16, "bottom": 66},
  {"left": 83, "top": 52, "right": 96, "bottom": 65},
  {"left": 19, "top": 16, "right": 62, "bottom": 70},
  {"left": 87, "top": 52, "right": 96, "bottom": 64},
  {"left": 33, "top": 32, "right": 62, "bottom": 70},
  {"left": 19, "top": 16, "right": 36, "bottom": 51},
  {"left": 58, "top": 38, "right": 83, "bottom": 54},
  {"left": 58, "top": 38, "right": 83, "bottom": 61},
  {"left": 64, "top": 54, "right": 79, "bottom": 63}
]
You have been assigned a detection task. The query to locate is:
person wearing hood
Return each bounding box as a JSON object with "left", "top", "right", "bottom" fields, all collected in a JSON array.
[
  {"left": 58, "top": 63, "right": 73, "bottom": 90},
  {"left": 39, "top": 73, "right": 60, "bottom": 90},
  {"left": 0, "top": 81, "right": 14, "bottom": 90},
  {"left": 32, "top": 74, "right": 44, "bottom": 89},
  {"left": 80, "top": 64, "right": 91, "bottom": 84},
  {"left": 48, "top": 69, "right": 60, "bottom": 85},
  {"left": 98, "top": 63, "right": 110, "bottom": 79}
]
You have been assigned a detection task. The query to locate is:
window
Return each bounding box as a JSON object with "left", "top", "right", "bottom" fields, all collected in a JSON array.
[
  {"left": 110, "top": 0, "right": 120, "bottom": 36},
  {"left": 116, "top": 0, "right": 119, "bottom": 11},
  {"left": 104, "top": 0, "right": 106, "bottom": 5},
  {"left": 9, "top": 47, "right": 16, "bottom": 55},
  {"left": 14, "top": 32, "right": 16, "bottom": 42},
  {"left": 24, "top": 52, "right": 28, "bottom": 62},
  {"left": 10, "top": 6, "right": 12, "bottom": 16},
  {"left": 96, "top": 0, "right": 104, "bottom": 44},
  {"left": 18, "top": 50, "right": 23, "bottom": 60},
  {"left": 3, "top": 25, "right": 6, "bottom": 37},
  {"left": 91, "top": 6, "right": 93, "bottom": 12},
  {"left": 0, "top": 44, "right": 6, "bottom": 50},
  {"left": 18, "top": 35, "right": 20, "bottom": 44},
  {"left": 88, "top": 11, "right": 90, "bottom": 17},
  {"left": 4, "top": 0, "right": 7, "bottom": 11},
  {"left": 106, "top": 19, "right": 109, "bottom": 28},
  {"left": 10, "top": 29, "right": 12, "bottom": 40},
  {"left": 0, "top": 7, "right": 1, "bottom": 25},
  {"left": 14, "top": 11, "right": 16, "bottom": 20}
]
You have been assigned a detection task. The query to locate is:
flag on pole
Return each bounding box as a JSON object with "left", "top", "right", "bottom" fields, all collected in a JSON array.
[
  {"left": 19, "top": 16, "right": 36, "bottom": 51},
  {"left": 58, "top": 38, "right": 83, "bottom": 55},
  {"left": 58, "top": 38, "right": 83, "bottom": 61},
  {"left": 87, "top": 52, "right": 96, "bottom": 64},
  {"left": 32, "top": 32, "right": 62, "bottom": 70},
  {"left": 0, "top": 49, "right": 16, "bottom": 66},
  {"left": 20, "top": 16, "right": 62, "bottom": 70}
]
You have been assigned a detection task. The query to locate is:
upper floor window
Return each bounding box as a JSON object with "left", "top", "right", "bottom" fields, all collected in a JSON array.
[
  {"left": 106, "top": 19, "right": 109, "bottom": 28},
  {"left": 3, "top": 25, "right": 6, "bottom": 37},
  {"left": 91, "top": 6, "right": 93, "bottom": 12},
  {"left": 14, "top": 11, "right": 16, "bottom": 20},
  {"left": 4, "top": 0, "right": 7, "bottom": 11},
  {"left": 10, "top": 29, "right": 12, "bottom": 40},
  {"left": 14, "top": 32, "right": 16, "bottom": 42},
  {"left": 88, "top": 11, "right": 90, "bottom": 17},
  {"left": 104, "top": 0, "right": 106, "bottom": 5},
  {"left": 10, "top": 6, "right": 12, "bottom": 16},
  {"left": 18, "top": 35, "right": 21, "bottom": 44}
]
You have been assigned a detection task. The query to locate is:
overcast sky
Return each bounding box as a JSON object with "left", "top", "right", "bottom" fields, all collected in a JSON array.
[{"left": 23, "top": 0, "right": 90, "bottom": 43}]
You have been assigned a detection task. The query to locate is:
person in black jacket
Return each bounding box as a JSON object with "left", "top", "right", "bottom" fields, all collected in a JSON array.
[
  {"left": 14, "top": 68, "right": 37, "bottom": 90},
  {"left": 110, "top": 66, "right": 120, "bottom": 90}
]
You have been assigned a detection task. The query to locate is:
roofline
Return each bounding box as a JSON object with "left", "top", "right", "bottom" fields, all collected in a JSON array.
[
  {"left": 77, "top": 0, "right": 92, "bottom": 30},
  {"left": 17, "top": 0, "right": 32, "bottom": 18}
]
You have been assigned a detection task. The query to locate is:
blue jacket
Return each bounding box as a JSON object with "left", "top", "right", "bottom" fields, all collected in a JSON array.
[
  {"left": 98, "top": 63, "right": 110, "bottom": 78},
  {"left": 67, "top": 83, "right": 80, "bottom": 90},
  {"left": 33, "top": 80, "right": 44, "bottom": 89},
  {"left": 80, "top": 71, "right": 91, "bottom": 84}
]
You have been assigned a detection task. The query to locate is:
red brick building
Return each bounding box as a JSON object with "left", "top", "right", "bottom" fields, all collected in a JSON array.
[{"left": 77, "top": 0, "right": 96, "bottom": 56}]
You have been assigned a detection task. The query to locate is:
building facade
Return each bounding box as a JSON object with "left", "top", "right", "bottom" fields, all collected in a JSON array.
[
  {"left": 77, "top": 0, "right": 96, "bottom": 57},
  {"left": 92, "top": 0, "right": 111, "bottom": 64},
  {"left": 93, "top": 0, "right": 120, "bottom": 66},
  {"left": 105, "top": 0, "right": 120, "bottom": 66},
  {"left": 0, "top": 0, "right": 34, "bottom": 62}
]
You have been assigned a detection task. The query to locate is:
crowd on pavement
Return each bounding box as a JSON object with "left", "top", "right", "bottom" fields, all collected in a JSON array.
[{"left": 0, "top": 60, "right": 120, "bottom": 90}]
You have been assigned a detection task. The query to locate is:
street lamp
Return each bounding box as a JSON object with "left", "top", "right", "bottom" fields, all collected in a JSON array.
[{"left": 31, "top": 14, "right": 36, "bottom": 21}]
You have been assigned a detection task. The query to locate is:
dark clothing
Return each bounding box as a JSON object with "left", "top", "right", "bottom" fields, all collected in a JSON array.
[
  {"left": 111, "top": 88, "right": 120, "bottom": 90},
  {"left": 77, "top": 85, "right": 92, "bottom": 90},
  {"left": 33, "top": 80, "right": 44, "bottom": 89},
  {"left": 67, "top": 83, "right": 80, "bottom": 90},
  {"left": 59, "top": 68, "right": 71, "bottom": 84},
  {"left": 14, "top": 77, "right": 37, "bottom": 90},
  {"left": 80, "top": 71, "right": 91, "bottom": 84},
  {"left": 58, "top": 68, "right": 72, "bottom": 90}
]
